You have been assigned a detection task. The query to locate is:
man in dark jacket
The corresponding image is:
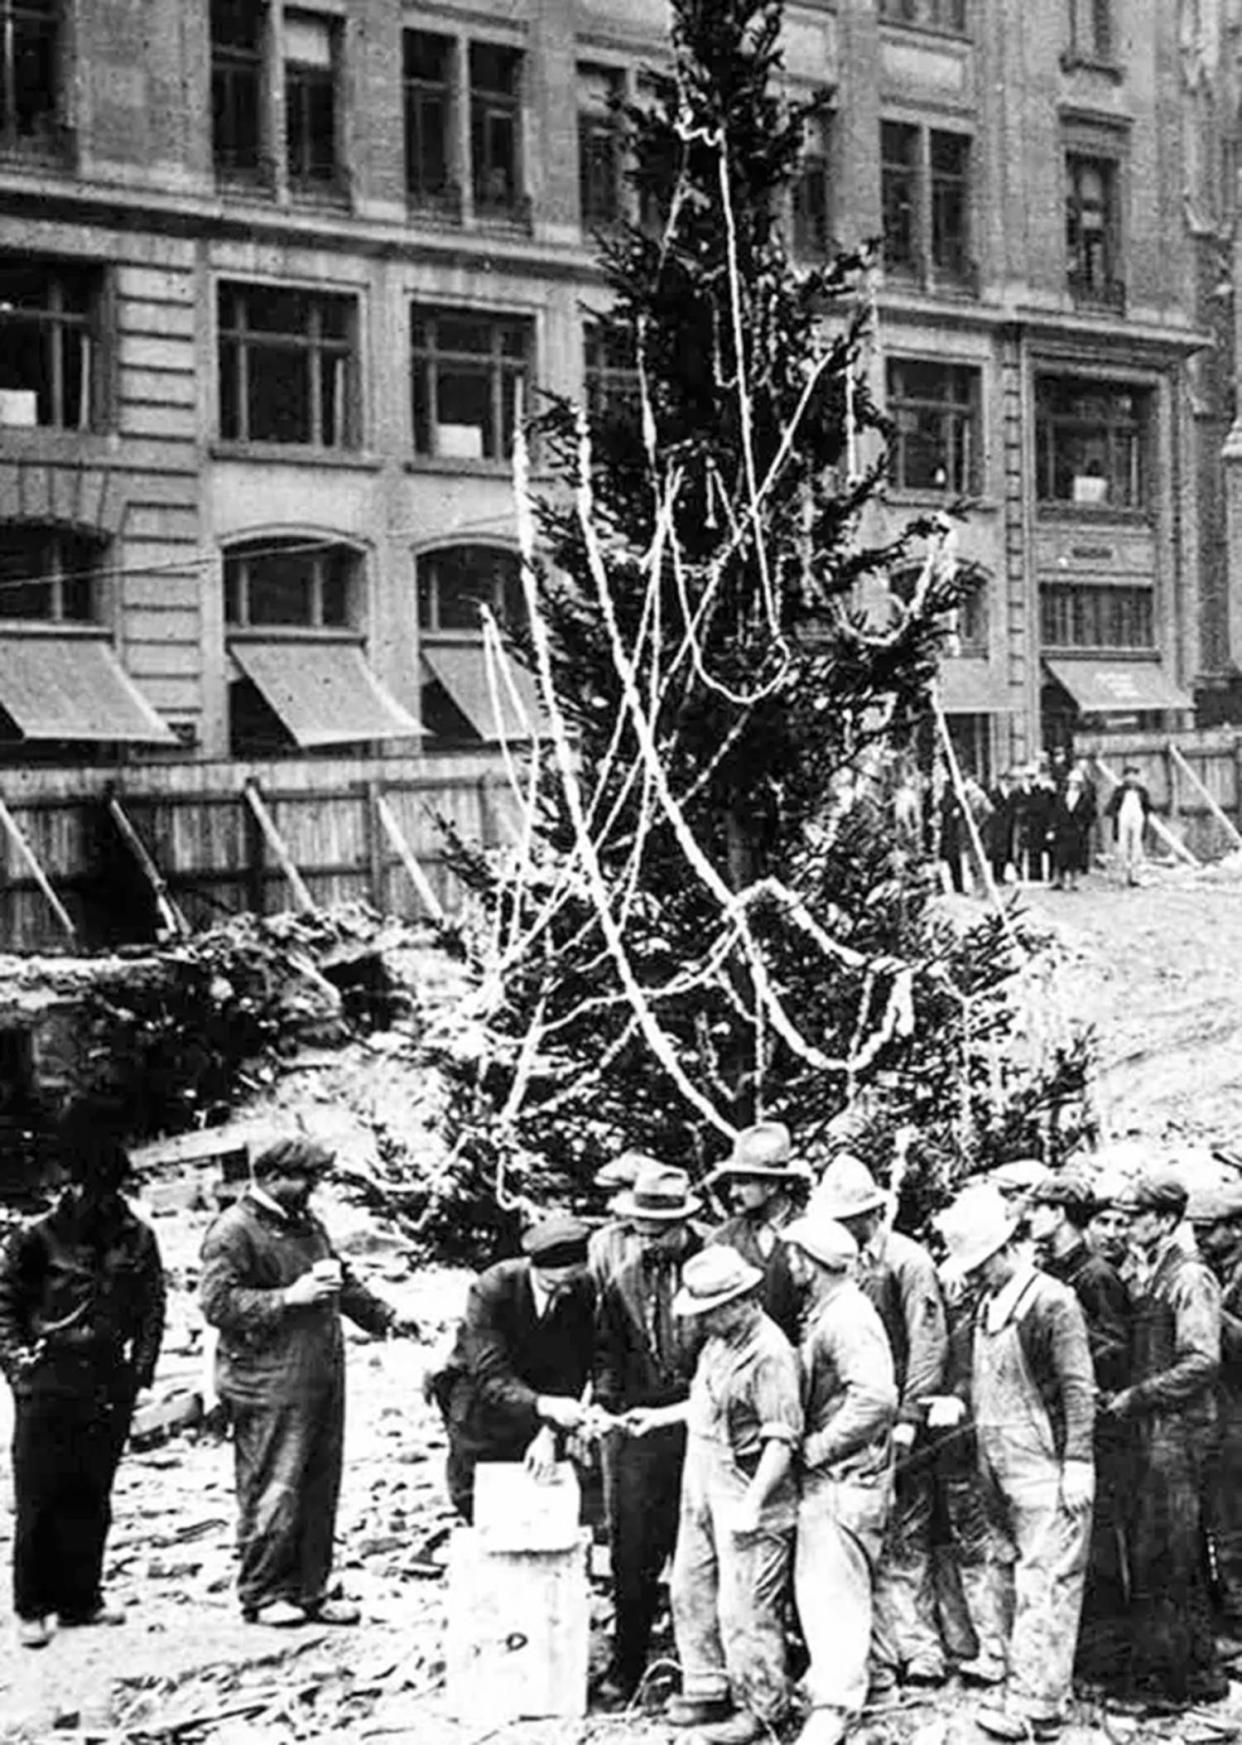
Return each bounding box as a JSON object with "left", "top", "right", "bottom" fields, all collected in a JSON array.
[
  {"left": 940, "top": 1182, "right": 1095, "bottom": 1741},
  {"left": 1190, "top": 1182, "right": 1242, "bottom": 1636},
  {"left": 440, "top": 1214, "right": 596, "bottom": 1522},
  {"left": 1104, "top": 765, "right": 1152, "bottom": 887},
  {"left": 703, "top": 1122, "right": 812, "bottom": 1346},
  {"left": 1029, "top": 1175, "right": 1131, "bottom": 1684},
  {"left": 594, "top": 1163, "right": 703, "bottom": 1706},
  {"left": 199, "top": 1136, "right": 419, "bottom": 1628},
  {"left": 0, "top": 1106, "right": 165, "bottom": 1648},
  {"left": 815, "top": 1152, "right": 949, "bottom": 1693},
  {"left": 1104, "top": 1171, "right": 1227, "bottom": 1706}
]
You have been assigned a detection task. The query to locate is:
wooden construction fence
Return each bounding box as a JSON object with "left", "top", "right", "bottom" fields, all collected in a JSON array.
[
  {"left": 1078, "top": 727, "right": 1242, "bottom": 864},
  {"left": 0, "top": 752, "right": 523, "bottom": 952}
]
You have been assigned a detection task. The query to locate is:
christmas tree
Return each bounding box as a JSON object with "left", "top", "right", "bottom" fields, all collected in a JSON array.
[{"left": 431, "top": 0, "right": 1092, "bottom": 1242}]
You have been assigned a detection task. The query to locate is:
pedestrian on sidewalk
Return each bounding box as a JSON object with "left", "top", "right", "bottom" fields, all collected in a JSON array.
[
  {"left": 436, "top": 1213, "right": 596, "bottom": 1522},
  {"left": 704, "top": 1122, "right": 813, "bottom": 1345},
  {"left": 199, "top": 1136, "right": 420, "bottom": 1628},
  {"left": 1103, "top": 1171, "right": 1227, "bottom": 1708},
  {"left": 814, "top": 1152, "right": 949, "bottom": 1696},
  {"left": 644, "top": 1246, "right": 803, "bottom": 1744},
  {"left": 940, "top": 1183, "right": 1095, "bottom": 1741},
  {"left": 1105, "top": 765, "right": 1151, "bottom": 886},
  {"left": 0, "top": 1101, "right": 165, "bottom": 1649},
  {"left": 1027, "top": 1174, "right": 1132, "bottom": 1686},
  {"left": 784, "top": 1206, "right": 897, "bottom": 1745},
  {"left": 592, "top": 1162, "right": 703, "bottom": 1708}
]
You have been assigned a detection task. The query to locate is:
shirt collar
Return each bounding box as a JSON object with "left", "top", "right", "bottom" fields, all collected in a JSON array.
[
  {"left": 528, "top": 1266, "right": 552, "bottom": 1319},
  {"left": 984, "top": 1260, "right": 1037, "bottom": 1333}
]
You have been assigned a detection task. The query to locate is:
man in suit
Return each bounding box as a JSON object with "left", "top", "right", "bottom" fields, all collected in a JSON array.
[{"left": 439, "top": 1215, "right": 597, "bottom": 1521}]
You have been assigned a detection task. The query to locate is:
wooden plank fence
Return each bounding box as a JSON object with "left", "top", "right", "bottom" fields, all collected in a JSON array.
[
  {"left": 1077, "top": 727, "right": 1242, "bottom": 865},
  {"left": 0, "top": 752, "right": 524, "bottom": 952}
]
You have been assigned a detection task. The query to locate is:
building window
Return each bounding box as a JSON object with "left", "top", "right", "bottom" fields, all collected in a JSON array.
[
  {"left": 791, "top": 112, "right": 833, "bottom": 260},
  {"left": 284, "top": 11, "right": 340, "bottom": 193},
  {"left": 417, "top": 543, "right": 523, "bottom": 636},
  {"left": 0, "top": 0, "right": 60, "bottom": 154},
  {"left": 882, "top": 121, "right": 975, "bottom": 290},
  {"left": 211, "top": 0, "right": 267, "bottom": 180},
  {"left": 1035, "top": 376, "right": 1147, "bottom": 509},
  {"left": 1039, "top": 582, "right": 1154, "bottom": 650},
  {"left": 410, "top": 308, "right": 532, "bottom": 462},
  {"left": 1068, "top": 0, "right": 1112, "bottom": 63},
  {"left": 224, "top": 538, "right": 356, "bottom": 629},
  {"left": 470, "top": 43, "right": 522, "bottom": 218},
  {"left": 894, "top": 561, "right": 988, "bottom": 652},
  {"left": 1066, "top": 153, "right": 1123, "bottom": 308},
  {"left": 403, "top": 29, "right": 455, "bottom": 210},
  {"left": 0, "top": 260, "right": 101, "bottom": 430},
  {"left": 0, "top": 524, "right": 102, "bottom": 622},
  {"left": 878, "top": 0, "right": 968, "bottom": 36},
  {"left": 578, "top": 63, "right": 623, "bottom": 230},
  {"left": 887, "top": 360, "right": 981, "bottom": 494},
  {"left": 218, "top": 282, "right": 357, "bottom": 449},
  {"left": 584, "top": 322, "right": 639, "bottom": 425}
]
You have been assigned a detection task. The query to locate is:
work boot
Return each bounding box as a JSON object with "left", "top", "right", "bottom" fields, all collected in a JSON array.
[
  {"left": 958, "top": 1655, "right": 1006, "bottom": 1688},
  {"left": 302, "top": 1598, "right": 360, "bottom": 1626},
  {"left": 977, "top": 1707, "right": 1061, "bottom": 1741},
  {"left": 243, "top": 1599, "right": 305, "bottom": 1627},
  {"left": 700, "top": 1712, "right": 766, "bottom": 1745},
  {"left": 665, "top": 1693, "right": 732, "bottom": 1728},
  {"left": 59, "top": 1603, "right": 125, "bottom": 1627},
  {"left": 18, "top": 1617, "right": 51, "bottom": 1649},
  {"left": 905, "top": 1660, "right": 947, "bottom": 1689}
]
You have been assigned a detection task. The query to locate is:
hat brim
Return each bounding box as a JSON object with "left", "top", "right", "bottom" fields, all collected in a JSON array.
[
  {"left": 784, "top": 1221, "right": 854, "bottom": 1271},
  {"left": 612, "top": 1190, "right": 700, "bottom": 1223},
  {"left": 939, "top": 1221, "right": 1015, "bottom": 1285},
  {"left": 673, "top": 1271, "right": 762, "bottom": 1317},
  {"left": 810, "top": 1188, "right": 888, "bottom": 1220},
  {"left": 705, "top": 1161, "right": 814, "bottom": 1187}
]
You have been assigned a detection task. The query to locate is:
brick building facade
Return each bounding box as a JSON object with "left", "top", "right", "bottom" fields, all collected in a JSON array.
[{"left": 0, "top": 0, "right": 1225, "bottom": 782}]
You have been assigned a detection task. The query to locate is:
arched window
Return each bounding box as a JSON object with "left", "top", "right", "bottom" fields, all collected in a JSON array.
[
  {"left": 417, "top": 542, "right": 523, "bottom": 636},
  {"left": 417, "top": 542, "right": 539, "bottom": 744},
  {"left": 224, "top": 536, "right": 359, "bottom": 631}
]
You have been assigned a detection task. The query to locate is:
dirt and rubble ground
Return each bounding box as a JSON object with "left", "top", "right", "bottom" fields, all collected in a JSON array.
[{"left": 4, "top": 858, "right": 1242, "bottom": 1744}]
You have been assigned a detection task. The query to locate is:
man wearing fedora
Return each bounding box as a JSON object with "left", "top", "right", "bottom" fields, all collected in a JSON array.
[
  {"left": 813, "top": 1151, "right": 948, "bottom": 1693},
  {"left": 939, "top": 1181, "right": 1095, "bottom": 1740},
  {"left": 1102, "top": 1171, "right": 1226, "bottom": 1707},
  {"left": 783, "top": 1206, "right": 897, "bottom": 1745},
  {"left": 588, "top": 1152, "right": 645, "bottom": 1291},
  {"left": 436, "top": 1214, "right": 598, "bottom": 1523},
  {"left": 629, "top": 1246, "right": 803, "bottom": 1743},
  {"left": 594, "top": 1161, "right": 703, "bottom": 1707},
  {"left": 704, "top": 1121, "right": 812, "bottom": 1345}
]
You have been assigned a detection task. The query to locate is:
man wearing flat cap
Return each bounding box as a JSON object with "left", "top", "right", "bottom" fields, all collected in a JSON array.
[
  {"left": 705, "top": 1121, "right": 810, "bottom": 1345},
  {"left": 200, "top": 1136, "right": 420, "bottom": 1627},
  {"left": 784, "top": 1208, "right": 897, "bottom": 1745},
  {"left": 1192, "top": 1180, "right": 1242, "bottom": 1636},
  {"left": 439, "top": 1214, "right": 596, "bottom": 1523},
  {"left": 814, "top": 1151, "right": 948, "bottom": 1694},
  {"left": 593, "top": 1163, "right": 703, "bottom": 1707},
  {"left": 588, "top": 1151, "right": 646, "bottom": 1292},
  {"left": 1028, "top": 1174, "right": 1131, "bottom": 1684},
  {"left": 1103, "top": 1170, "right": 1225, "bottom": 1706}
]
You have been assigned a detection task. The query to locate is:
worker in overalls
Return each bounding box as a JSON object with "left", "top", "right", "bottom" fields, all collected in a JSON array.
[{"left": 939, "top": 1183, "right": 1095, "bottom": 1741}]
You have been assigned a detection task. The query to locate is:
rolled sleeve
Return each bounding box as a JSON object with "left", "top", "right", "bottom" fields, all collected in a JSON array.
[{"left": 750, "top": 1346, "right": 804, "bottom": 1448}]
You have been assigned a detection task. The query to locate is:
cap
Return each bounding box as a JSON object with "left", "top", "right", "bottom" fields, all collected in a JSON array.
[
  {"left": 672, "top": 1246, "right": 764, "bottom": 1317},
  {"left": 811, "top": 1153, "right": 888, "bottom": 1221},
  {"left": 1117, "top": 1169, "right": 1188, "bottom": 1219},
  {"left": 783, "top": 1211, "right": 858, "bottom": 1271},
  {"left": 522, "top": 1215, "right": 592, "bottom": 1268},
  {"left": 251, "top": 1136, "right": 336, "bottom": 1181}
]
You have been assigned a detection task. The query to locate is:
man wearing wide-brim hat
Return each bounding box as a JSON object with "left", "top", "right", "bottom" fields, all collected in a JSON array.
[
  {"left": 938, "top": 1182, "right": 1095, "bottom": 1741},
  {"left": 628, "top": 1246, "right": 803, "bottom": 1743},
  {"left": 1101, "top": 1170, "right": 1226, "bottom": 1706},
  {"left": 1191, "top": 1177, "right": 1242, "bottom": 1637},
  {"left": 588, "top": 1151, "right": 647, "bottom": 1291},
  {"left": 813, "top": 1150, "right": 948, "bottom": 1694},
  {"left": 591, "top": 1163, "right": 704, "bottom": 1708},
  {"left": 704, "top": 1121, "right": 812, "bottom": 1345},
  {"left": 783, "top": 1208, "right": 897, "bottom": 1745}
]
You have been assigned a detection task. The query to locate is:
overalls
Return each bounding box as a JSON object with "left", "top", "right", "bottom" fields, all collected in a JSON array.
[{"left": 974, "top": 1276, "right": 1091, "bottom": 1722}]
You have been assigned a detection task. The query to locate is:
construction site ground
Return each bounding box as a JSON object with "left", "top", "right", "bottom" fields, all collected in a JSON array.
[{"left": 3, "top": 857, "right": 1242, "bottom": 1745}]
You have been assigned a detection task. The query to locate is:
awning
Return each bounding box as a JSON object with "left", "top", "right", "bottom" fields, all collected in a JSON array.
[
  {"left": 231, "top": 640, "right": 424, "bottom": 746},
  {"left": 421, "top": 645, "right": 547, "bottom": 741},
  {"left": 0, "top": 635, "right": 176, "bottom": 743},
  {"left": 938, "top": 659, "right": 1016, "bottom": 716},
  {"left": 1043, "top": 658, "right": 1193, "bottom": 715}
]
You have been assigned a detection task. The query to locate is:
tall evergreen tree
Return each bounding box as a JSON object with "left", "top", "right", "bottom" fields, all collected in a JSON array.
[{"left": 433, "top": 0, "right": 1091, "bottom": 1236}]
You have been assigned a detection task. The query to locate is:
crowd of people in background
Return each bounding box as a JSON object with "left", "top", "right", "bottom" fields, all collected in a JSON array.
[
  {"left": 436, "top": 1132, "right": 1242, "bottom": 1745},
  {"left": 936, "top": 750, "right": 1153, "bottom": 896}
]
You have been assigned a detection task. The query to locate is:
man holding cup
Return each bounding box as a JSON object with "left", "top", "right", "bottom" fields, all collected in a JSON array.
[{"left": 199, "top": 1136, "right": 420, "bottom": 1627}]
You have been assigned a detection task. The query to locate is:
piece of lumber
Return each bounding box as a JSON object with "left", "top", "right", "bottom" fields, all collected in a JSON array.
[
  {"left": 1168, "top": 741, "right": 1242, "bottom": 850},
  {"left": 0, "top": 792, "right": 77, "bottom": 939},
  {"left": 1092, "top": 755, "right": 1199, "bottom": 866},
  {"left": 373, "top": 790, "right": 445, "bottom": 923},
  {"left": 242, "top": 780, "right": 315, "bottom": 913},
  {"left": 106, "top": 791, "right": 189, "bottom": 938}
]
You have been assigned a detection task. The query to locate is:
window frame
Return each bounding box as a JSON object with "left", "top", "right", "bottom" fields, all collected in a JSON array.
[
  {"left": 0, "top": 257, "right": 104, "bottom": 432},
  {"left": 223, "top": 537, "right": 360, "bottom": 634},
  {"left": 416, "top": 541, "right": 524, "bottom": 639},
  {"left": 886, "top": 357, "right": 983, "bottom": 496},
  {"left": 1066, "top": 0, "right": 1114, "bottom": 67},
  {"left": 283, "top": 9, "right": 342, "bottom": 196},
  {"left": 1065, "top": 149, "right": 1124, "bottom": 310},
  {"left": 878, "top": 0, "right": 969, "bottom": 40},
  {"left": 0, "top": 522, "right": 106, "bottom": 625},
  {"left": 1034, "top": 374, "right": 1149, "bottom": 513},
  {"left": 583, "top": 320, "right": 639, "bottom": 425},
  {"left": 577, "top": 62, "right": 624, "bottom": 231},
  {"left": 403, "top": 28, "right": 456, "bottom": 212},
  {"left": 216, "top": 280, "right": 360, "bottom": 452},
  {"left": 880, "top": 119, "right": 977, "bottom": 293},
  {"left": 409, "top": 305, "right": 534, "bottom": 465},
  {"left": 469, "top": 41, "right": 524, "bottom": 221},
  {"left": 210, "top": 0, "right": 269, "bottom": 183},
  {"left": 0, "top": 0, "right": 62, "bottom": 158},
  {"left": 1039, "top": 580, "right": 1155, "bottom": 652}
]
